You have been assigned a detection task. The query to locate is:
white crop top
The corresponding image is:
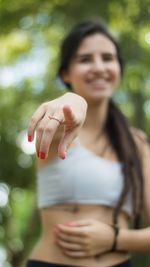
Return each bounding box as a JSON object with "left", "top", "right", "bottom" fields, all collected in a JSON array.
[{"left": 37, "top": 139, "right": 132, "bottom": 216}]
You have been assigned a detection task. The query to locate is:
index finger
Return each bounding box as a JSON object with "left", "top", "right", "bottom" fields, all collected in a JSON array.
[
  {"left": 28, "top": 103, "right": 46, "bottom": 141},
  {"left": 56, "top": 224, "right": 86, "bottom": 237},
  {"left": 63, "top": 105, "right": 77, "bottom": 124}
]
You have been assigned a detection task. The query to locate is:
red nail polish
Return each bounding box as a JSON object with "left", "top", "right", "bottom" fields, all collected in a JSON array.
[
  {"left": 62, "top": 250, "right": 67, "bottom": 254},
  {"left": 55, "top": 239, "right": 59, "bottom": 244},
  {"left": 40, "top": 152, "right": 45, "bottom": 159},
  {"left": 37, "top": 151, "right": 39, "bottom": 157},
  {"left": 28, "top": 136, "right": 32, "bottom": 142},
  {"left": 53, "top": 228, "right": 58, "bottom": 234},
  {"left": 66, "top": 222, "right": 73, "bottom": 226},
  {"left": 61, "top": 153, "right": 66, "bottom": 160}
]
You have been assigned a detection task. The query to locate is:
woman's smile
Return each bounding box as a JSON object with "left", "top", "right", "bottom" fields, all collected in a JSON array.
[
  {"left": 62, "top": 33, "right": 121, "bottom": 103},
  {"left": 86, "top": 78, "right": 110, "bottom": 89}
]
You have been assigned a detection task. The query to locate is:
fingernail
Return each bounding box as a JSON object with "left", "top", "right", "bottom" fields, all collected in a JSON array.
[
  {"left": 56, "top": 224, "right": 61, "bottom": 229},
  {"left": 40, "top": 152, "right": 45, "bottom": 159},
  {"left": 61, "top": 153, "right": 66, "bottom": 160},
  {"left": 28, "top": 136, "right": 32, "bottom": 142},
  {"left": 62, "top": 250, "right": 67, "bottom": 254},
  {"left": 53, "top": 228, "right": 59, "bottom": 234},
  {"left": 66, "top": 222, "right": 73, "bottom": 226},
  {"left": 55, "top": 239, "right": 59, "bottom": 244},
  {"left": 37, "top": 151, "right": 39, "bottom": 157}
]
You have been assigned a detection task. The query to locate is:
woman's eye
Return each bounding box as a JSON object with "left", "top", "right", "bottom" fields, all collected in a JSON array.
[
  {"left": 103, "top": 54, "right": 116, "bottom": 61},
  {"left": 103, "top": 56, "right": 113, "bottom": 61},
  {"left": 80, "top": 57, "right": 91, "bottom": 63}
]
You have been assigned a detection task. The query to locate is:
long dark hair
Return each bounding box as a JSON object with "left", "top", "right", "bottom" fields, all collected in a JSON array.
[{"left": 58, "top": 19, "right": 143, "bottom": 228}]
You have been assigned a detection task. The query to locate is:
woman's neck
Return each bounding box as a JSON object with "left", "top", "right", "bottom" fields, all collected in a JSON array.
[{"left": 83, "top": 99, "right": 109, "bottom": 135}]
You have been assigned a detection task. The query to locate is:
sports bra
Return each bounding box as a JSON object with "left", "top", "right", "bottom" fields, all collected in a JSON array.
[{"left": 37, "top": 139, "right": 132, "bottom": 216}]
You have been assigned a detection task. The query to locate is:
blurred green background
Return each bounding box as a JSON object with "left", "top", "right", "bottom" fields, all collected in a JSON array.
[{"left": 0, "top": 0, "right": 150, "bottom": 266}]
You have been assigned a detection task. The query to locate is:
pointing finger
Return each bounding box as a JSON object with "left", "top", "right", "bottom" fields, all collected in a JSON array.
[{"left": 63, "top": 105, "right": 77, "bottom": 124}]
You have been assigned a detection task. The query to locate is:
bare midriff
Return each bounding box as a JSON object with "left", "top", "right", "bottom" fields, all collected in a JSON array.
[{"left": 29, "top": 204, "right": 130, "bottom": 267}]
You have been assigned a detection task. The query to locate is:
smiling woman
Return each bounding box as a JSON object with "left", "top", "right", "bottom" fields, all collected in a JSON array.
[
  {"left": 26, "top": 19, "right": 150, "bottom": 267},
  {"left": 62, "top": 33, "right": 120, "bottom": 102}
]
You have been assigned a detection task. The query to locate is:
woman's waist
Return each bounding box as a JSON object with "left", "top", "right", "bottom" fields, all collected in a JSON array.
[
  {"left": 30, "top": 204, "right": 130, "bottom": 266},
  {"left": 40, "top": 203, "right": 129, "bottom": 236},
  {"left": 30, "top": 237, "right": 130, "bottom": 267}
]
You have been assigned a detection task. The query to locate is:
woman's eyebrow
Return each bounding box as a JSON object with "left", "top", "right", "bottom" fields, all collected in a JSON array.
[
  {"left": 102, "top": 52, "right": 117, "bottom": 57},
  {"left": 75, "top": 52, "right": 117, "bottom": 58},
  {"left": 75, "top": 53, "right": 91, "bottom": 58}
]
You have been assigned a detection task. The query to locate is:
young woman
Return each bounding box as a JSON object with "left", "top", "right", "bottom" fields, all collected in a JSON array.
[{"left": 27, "top": 19, "right": 150, "bottom": 267}]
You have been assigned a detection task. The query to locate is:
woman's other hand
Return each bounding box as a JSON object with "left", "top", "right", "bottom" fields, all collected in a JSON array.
[
  {"left": 27, "top": 92, "right": 87, "bottom": 159},
  {"left": 53, "top": 219, "right": 114, "bottom": 258}
]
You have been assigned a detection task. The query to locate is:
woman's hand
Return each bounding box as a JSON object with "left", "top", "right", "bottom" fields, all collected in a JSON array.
[
  {"left": 53, "top": 219, "right": 114, "bottom": 258},
  {"left": 27, "top": 92, "right": 87, "bottom": 159}
]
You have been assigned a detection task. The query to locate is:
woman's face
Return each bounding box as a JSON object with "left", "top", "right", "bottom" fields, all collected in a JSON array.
[{"left": 62, "top": 33, "right": 121, "bottom": 104}]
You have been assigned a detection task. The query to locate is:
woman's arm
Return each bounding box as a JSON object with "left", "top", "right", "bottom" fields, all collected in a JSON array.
[
  {"left": 117, "top": 227, "right": 150, "bottom": 252},
  {"left": 117, "top": 136, "right": 150, "bottom": 253}
]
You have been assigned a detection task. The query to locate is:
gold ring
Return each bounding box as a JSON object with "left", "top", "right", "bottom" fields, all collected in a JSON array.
[{"left": 48, "top": 116, "right": 61, "bottom": 124}]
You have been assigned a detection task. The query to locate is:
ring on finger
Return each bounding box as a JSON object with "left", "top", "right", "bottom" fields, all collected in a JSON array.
[{"left": 48, "top": 116, "right": 62, "bottom": 124}]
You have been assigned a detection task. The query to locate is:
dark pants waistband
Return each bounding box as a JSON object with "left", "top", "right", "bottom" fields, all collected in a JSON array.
[
  {"left": 26, "top": 260, "right": 75, "bottom": 267},
  {"left": 26, "top": 259, "right": 132, "bottom": 267}
]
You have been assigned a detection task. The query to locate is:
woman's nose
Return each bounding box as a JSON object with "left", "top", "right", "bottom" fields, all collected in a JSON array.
[{"left": 92, "top": 58, "right": 105, "bottom": 73}]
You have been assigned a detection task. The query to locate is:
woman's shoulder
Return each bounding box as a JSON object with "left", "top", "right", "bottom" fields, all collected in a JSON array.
[
  {"left": 130, "top": 127, "right": 150, "bottom": 157},
  {"left": 130, "top": 127, "right": 148, "bottom": 144}
]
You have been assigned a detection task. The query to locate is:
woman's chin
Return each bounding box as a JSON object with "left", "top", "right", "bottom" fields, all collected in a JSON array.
[{"left": 86, "top": 91, "right": 112, "bottom": 103}]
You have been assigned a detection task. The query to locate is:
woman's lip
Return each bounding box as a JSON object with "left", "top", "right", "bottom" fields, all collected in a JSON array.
[{"left": 87, "top": 81, "right": 108, "bottom": 88}]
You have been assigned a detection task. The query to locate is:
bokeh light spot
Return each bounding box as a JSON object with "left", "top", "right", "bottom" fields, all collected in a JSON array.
[
  {"left": 145, "top": 32, "right": 150, "bottom": 44},
  {"left": 16, "top": 130, "right": 36, "bottom": 155},
  {"left": 37, "top": 13, "right": 51, "bottom": 25},
  {"left": 0, "top": 246, "right": 6, "bottom": 261},
  {"left": 0, "top": 184, "right": 9, "bottom": 207},
  {"left": 17, "top": 153, "right": 32, "bottom": 168},
  {"left": 19, "top": 16, "right": 33, "bottom": 30}
]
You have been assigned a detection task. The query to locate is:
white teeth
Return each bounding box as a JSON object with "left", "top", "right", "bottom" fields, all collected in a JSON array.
[
  {"left": 89, "top": 79, "right": 107, "bottom": 83},
  {"left": 90, "top": 80, "right": 106, "bottom": 84}
]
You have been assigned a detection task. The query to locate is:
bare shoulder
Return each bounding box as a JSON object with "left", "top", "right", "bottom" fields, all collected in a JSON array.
[
  {"left": 130, "top": 127, "right": 150, "bottom": 157},
  {"left": 130, "top": 127, "right": 148, "bottom": 143}
]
